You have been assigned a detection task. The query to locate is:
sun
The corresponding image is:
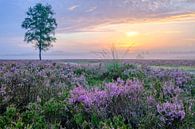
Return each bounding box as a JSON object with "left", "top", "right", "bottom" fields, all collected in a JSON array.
[{"left": 126, "top": 31, "right": 139, "bottom": 37}]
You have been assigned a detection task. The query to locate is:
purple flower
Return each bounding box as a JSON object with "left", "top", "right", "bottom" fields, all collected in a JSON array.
[
  {"left": 163, "top": 82, "right": 182, "bottom": 97},
  {"left": 157, "top": 101, "right": 185, "bottom": 125},
  {"left": 0, "top": 86, "right": 6, "bottom": 96},
  {"left": 147, "top": 96, "right": 156, "bottom": 107},
  {"left": 145, "top": 67, "right": 191, "bottom": 87},
  {"left": 105, "top": 79, "right": 143, "bottom": 98},
  {"left": 69, "top": 86, "right": 107, "bottom": 107},
  {"left": 69, "top": 79, "right": 144, "bottom": 109}
]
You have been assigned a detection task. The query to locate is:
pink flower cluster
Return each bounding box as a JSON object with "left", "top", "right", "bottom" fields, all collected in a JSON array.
[
  {"left": 69, "top": 86, "right": 107, "bottom": 107},
  {"left": 69, "top": 78, "right": 144, "bottom": 108}
]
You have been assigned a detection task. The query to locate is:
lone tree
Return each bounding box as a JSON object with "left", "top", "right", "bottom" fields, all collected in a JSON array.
[{"left": 22, "top": 3, "right": 57, "bottom": 60}]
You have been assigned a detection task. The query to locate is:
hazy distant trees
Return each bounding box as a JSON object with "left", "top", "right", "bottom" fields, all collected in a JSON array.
[{"left": 22, "top": 3, "right": 57, "bottom": 60}]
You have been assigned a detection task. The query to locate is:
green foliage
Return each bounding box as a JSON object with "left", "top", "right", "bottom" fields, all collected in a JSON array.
[
  {"left": 22, "top": 103, "right": 47, "bottom": 129},
  {"left": 105, "top": 62, "right": 124, "bottom": 81},
  {"left": 5, "top": 105, "right": 17, "bottom": 120},
  {"left": 74, "top": 62, "right": 128, "bottom": 86},
  {"left": 42, "top": 98, "right": 67, "bottom": 124},
  {"left": 139, "top": 112, "right": 160, "bottom": 129},
  {"left": 74, "top": 67, "right": 87, "bottom": 75},
  {"left": 74, "top": 113, "right": 85, "bottom": 125},
  {"left": 99, "top": 116, "right": 130, "bottom": 129},
  {"left": 0, "top": 106, "right": 17, "bottom": 128},
  {"left": 21, "top": 3, "right": 57, "bottom": 60},
  {"left": 91, "top": 113, "right": 100, "bottom": 127}
]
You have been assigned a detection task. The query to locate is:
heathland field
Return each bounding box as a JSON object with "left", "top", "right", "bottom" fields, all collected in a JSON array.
[{"left": 0, "top": 60, "right": 195, "bottom": 128}]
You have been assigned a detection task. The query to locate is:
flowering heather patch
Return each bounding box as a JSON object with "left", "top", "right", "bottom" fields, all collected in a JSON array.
[
  {"left": 169, "top": 69, "right": 192, "bottom": 86},
  {"left": 163, "top": 82, "right": 182, "bottom": 97},
  {"left": 69, "top": 86, "right": 108, "bottom": 108},
  {"left": 0, "top": 61, "right": 86, "bottom": 110},
  {"left": 70, "top": 78, "right": 144, "bottom": 108},
  {"left": 157, "top": 101, "right": 185, "bottom": 126},
  {"left": 144, "top": 66, "right": 192, "bottom": 87},
  {"left": 69, "top": 78, "right": 147, "bottom": 128},
  {"left": 0, "top": 61, "right": 194, "bottom": 128},
  {"left": 105, "top": 78, "right": 143, "bottom": 98}
]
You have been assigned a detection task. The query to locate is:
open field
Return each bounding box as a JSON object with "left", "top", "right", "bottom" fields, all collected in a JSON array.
[
  {"left": 0, "top": 60, "right": 195, "bottom": 128},
  {"left": 61, "top": 59, "right": 195, "bottom": 66},
  {"left": 1, "top": 59, "right": 195, "bottom": 65}
]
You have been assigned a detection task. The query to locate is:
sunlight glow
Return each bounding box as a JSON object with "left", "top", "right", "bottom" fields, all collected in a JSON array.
[{"left": 126, "top": 31, "right": 139, "bottom": 37}]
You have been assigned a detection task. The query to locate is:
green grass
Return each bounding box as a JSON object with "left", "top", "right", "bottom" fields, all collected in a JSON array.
[{"left": 151, "top": 65, "right": 195, "bottom": 74}]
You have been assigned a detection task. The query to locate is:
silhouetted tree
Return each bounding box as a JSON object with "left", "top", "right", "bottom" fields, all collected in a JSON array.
[{"left": 22, "top": 3, "right": 57, "bottom": 60}]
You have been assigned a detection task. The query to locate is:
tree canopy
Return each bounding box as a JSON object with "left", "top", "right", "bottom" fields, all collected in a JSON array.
[{"left": 22, "top": 3, "right": 57, "bottom": 60}]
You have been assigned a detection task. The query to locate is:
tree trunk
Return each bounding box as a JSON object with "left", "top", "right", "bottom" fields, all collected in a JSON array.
[{"left": 39, "top": 47, "right": 42, "bottom": 60}]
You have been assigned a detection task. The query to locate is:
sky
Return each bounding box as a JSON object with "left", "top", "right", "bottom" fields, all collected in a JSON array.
[{"left": 0, "top": 0, "right": 195, "bottom": 59}]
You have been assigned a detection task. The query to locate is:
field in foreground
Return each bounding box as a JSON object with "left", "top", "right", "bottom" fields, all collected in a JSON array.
[{"left": 0, "top": 60, "right": 195, "bottom": 129}]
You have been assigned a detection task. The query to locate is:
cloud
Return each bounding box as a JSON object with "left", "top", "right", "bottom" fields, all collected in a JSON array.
[
  {"left": 185, "top": 38, "right": 195, "bottom": 41},
  {"left": 85, "top": 6, "right": 97, "bottom": 13},
  {"left": 10, "top": 0, "right": 195, "bottom": 34},
  {"left": 55, "top": 0, "right": 195, "bottom": 33},
  {"left": 68, "top": 5, "right": 79, "bottom": 11}
]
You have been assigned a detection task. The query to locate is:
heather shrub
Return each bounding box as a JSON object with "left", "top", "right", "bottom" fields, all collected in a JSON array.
[
  {"left": 0, "top": 62, "right": 82, "bottom": 111},
  {"left": 157, "top": 101, "right": 185, "bottom": 128},
  {"left": 0, "top": 61, "right": 194, "bottom": 128},
  {"left": 69, "top": 78, "right": 153, "bottom": 128},
  {"left": 69, "top": 71, "right": 194, "bottom": 128},
  {"left": 144, "top": 67, "right": 192, "bottom": 89}
]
